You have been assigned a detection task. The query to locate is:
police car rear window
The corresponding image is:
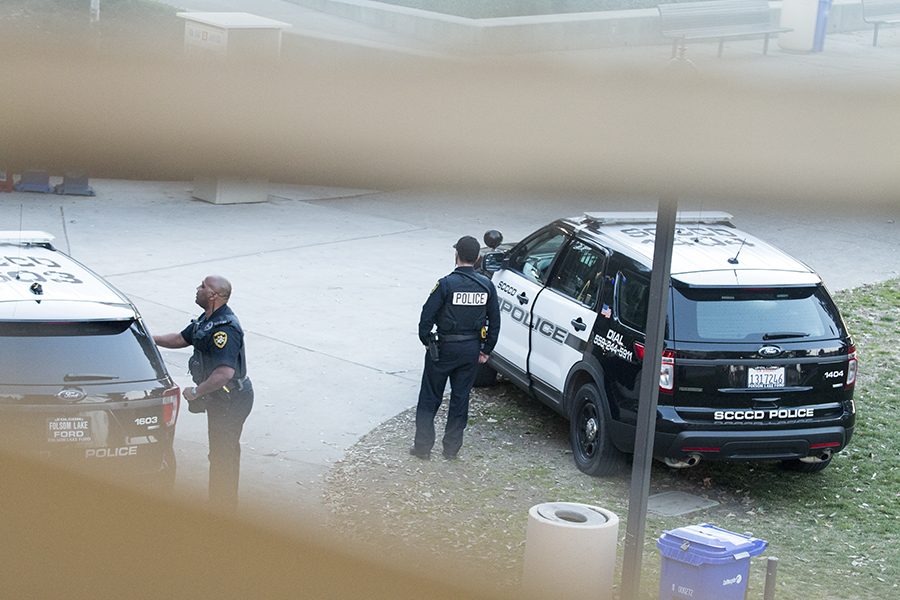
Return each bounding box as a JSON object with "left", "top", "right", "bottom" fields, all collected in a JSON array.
[
  {"left": 0, "top": 321, "right": 164, "bottom": 384},
  {"left": 671, "top": 286, "right": 846, "bottom": 342}
]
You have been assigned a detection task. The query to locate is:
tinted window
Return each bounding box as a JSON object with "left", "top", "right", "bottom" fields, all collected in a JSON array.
[
  {"left": 0, "top": 320, "right": 164, "bottom": 385},
  {"left": 615, "top": 271, "right": 650, "bottom": 332},
  {"left": 671, "top": 286, "right": 846, "bottom": 342},
  {"left": 507, "top": 229, "right": 567, "bottom": 285},
  {"left": 548, "top": 240, "right": 607, "bottom": 307}
]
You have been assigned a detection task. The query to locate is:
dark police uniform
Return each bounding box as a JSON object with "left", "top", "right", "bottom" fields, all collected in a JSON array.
[
  {"left": 413, "top": 265, "right": 500, "bottom": 458},
  {"left": 181, "top": 304, "right": 253, "bottom": 511}
]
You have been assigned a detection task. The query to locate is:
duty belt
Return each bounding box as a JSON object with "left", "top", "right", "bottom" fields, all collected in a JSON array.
[{"left": 439, "top": 334, "right": 480, "bottom": 342}]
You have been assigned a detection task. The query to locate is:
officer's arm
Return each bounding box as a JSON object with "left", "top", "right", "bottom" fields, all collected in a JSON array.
[
  {"left": 418, "top": 280, "right": 444, "bottom": 345},
  {"left": 154, "top": 333, "right": 189, "bottom": 349},
  {"left": 482, "top": 283, "right": 501, "bottom": 355},
  {"left": 195, "top": 365, "right": 235, "bottom": 397}
]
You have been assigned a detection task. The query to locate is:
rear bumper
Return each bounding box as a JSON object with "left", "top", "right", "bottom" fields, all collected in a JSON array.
[
  {"left": 2, "top": 428, "right": 175, "bottom": 478},
  {"left": 654, "top": 425, "right": 853, "bottom": 461}
]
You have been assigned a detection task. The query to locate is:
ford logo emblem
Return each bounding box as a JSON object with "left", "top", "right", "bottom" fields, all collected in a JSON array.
[
  {"left": 57, "top": 389, "right": 86, "bottom": 402},
  {"left": 758, "top": 345, "right": 783, "bottom": 358}
]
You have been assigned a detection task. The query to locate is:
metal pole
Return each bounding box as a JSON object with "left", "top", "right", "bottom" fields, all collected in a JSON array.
[
  {"left": 763, "top": 557, "right": 779, "bottom": 600},
  {"left": 619, "top": 196, "right": 678, "bottom": 600}
]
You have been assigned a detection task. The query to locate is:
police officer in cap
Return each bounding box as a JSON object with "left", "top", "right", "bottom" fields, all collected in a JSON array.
[
  {"left": 154, "top": 275, "right": 253, "bottom": 512},
  {"left": 411, "top": 236, "right": 500, "bottom": 460}
]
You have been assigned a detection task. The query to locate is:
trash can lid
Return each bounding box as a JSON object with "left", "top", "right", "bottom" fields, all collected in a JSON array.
[
  {"left": 534, "top": 502, "right": 609, "bottom": 526},
  {"left": 656, "top": 523, "right": 768, "bottom": 566}
]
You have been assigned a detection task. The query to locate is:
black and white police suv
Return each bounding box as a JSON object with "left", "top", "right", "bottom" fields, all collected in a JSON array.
[
  {"left": 477, "top": 212, "right": 857, "bottom": 476},
  {"left": 0, "top": 231, "right": 179, "bottom": 486}
]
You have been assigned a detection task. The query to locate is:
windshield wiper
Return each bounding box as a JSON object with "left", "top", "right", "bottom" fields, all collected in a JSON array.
[
  {"left": 762, "top": 331, "right": 810, "bottom": 340},
  {"left": 64, "top": 373, "right": 120, "bottom": 382}
]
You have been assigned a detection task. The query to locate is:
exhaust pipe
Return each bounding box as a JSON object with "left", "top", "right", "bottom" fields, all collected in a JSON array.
[
  {"left": 664, "top": 454, "right": 702, "bottom": 469},
  {"left": 800, "top": 449, "right": 832, "bottom": 464}
]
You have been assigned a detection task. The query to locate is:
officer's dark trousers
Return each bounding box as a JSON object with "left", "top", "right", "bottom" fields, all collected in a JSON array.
[
  {"left": 414, "top": 339, "right": 481, "bottom": 457},
  {"left": 206, "top": 383, "right": 253, "bottom": 512}
]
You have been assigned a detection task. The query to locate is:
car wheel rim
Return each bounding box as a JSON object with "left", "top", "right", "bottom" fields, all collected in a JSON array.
[{"left": 578, "top": 401, "right": 599, "bottom": 459}]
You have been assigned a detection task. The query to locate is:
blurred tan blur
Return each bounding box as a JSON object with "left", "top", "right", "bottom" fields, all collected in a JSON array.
[
  {"left": 2, "top": 20, "right": 898, "bottom": 204},
  {"left": 1, "top": 7, "right": 897, "bottom": 599},
  {"left": 0, "top": 450, "right": 502, "bottom": 599}
]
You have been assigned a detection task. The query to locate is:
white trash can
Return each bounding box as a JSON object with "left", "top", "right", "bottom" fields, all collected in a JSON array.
[{"left": 522, "top": 502, "right": 619, "bottom": 600}]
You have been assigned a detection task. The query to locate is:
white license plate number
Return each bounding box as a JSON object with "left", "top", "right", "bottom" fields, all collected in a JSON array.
[
  {"left": 47, "top": 416, "right": 92, "bottom": 443},
  {"left": 748, "top": 367, "right": 785, "bottom": 389}
]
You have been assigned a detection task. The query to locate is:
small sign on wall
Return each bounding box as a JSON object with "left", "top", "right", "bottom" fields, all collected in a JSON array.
[{"left": 184, "top": 23, "right": 228, "bottom": 57}]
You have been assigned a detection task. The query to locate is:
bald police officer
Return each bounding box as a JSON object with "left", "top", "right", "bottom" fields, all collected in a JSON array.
[
  {"left": 154, "top": 275, "right": 252, "bottom": 512},
  {"left": 411, "top": 236, "right": 500, "bottom": 460}
]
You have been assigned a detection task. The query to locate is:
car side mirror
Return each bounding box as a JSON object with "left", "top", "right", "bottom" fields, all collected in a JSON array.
[{"left": 480, "top": 252, "right": 506, "bottom": 273}]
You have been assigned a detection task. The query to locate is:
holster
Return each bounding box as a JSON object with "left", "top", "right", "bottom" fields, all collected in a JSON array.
[
  {"left": 427, "top": 333, "right": 440, "bottom": 362},
  {"left": 187, "top": 396, "right": 208, "bottom": 414},
  {"left": 188, "top": 352, "right": 204, "bottom": 385}
]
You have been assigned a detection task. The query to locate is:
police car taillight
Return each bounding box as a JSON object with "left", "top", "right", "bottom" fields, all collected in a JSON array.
[
  {"left": 634, "top": 343, "right": 675, "bottom": 393},
  {"left": 634, "top": 342, "right": 645, "bottom": 361},
  {"left": 163, "top": 386, "right": 180, "bottom": 427},
  {"left": 660, "top": 350, "right": 675, "bottom": 394},
  {"left": 845, "top": 345, "right": 858, "bottom": 390}
]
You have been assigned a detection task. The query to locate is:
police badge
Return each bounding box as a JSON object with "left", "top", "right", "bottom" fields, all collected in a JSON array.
[{"left": 213, "top": 331, "right": 228, "bottom": 349}]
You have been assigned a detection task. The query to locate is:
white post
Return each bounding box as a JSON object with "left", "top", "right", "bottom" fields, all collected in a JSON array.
[{"left": 90, "top": 0, "right": 100, "bottom": 24}]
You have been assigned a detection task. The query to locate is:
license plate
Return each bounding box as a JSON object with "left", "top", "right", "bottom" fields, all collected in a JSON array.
[
  {"left": 47, "top": 416, "right": 92, "bottom": 443},
  {"left": 748, "top": 366, "right": 785, "bottom": 389}
]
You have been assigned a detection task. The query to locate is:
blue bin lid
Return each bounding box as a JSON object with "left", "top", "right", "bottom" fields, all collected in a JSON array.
[{"left": 656, "top": 523, "right": 768, "bottom": 566}]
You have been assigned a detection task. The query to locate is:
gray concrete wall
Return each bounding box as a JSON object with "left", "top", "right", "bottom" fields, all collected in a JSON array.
[{"left": 287, "top": 0, "right": 871, "bottom": 53}]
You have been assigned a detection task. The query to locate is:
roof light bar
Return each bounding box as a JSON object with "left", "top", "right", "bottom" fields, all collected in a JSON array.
[
  {"left": 582, "top": 211, "right": 734, "bottom": 226},
  {"left": 0, "top": 231, "right": 56, "bottom": 245}
]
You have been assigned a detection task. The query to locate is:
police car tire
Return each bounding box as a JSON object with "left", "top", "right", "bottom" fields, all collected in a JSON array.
[
  {"left": 569, "top": 383, "right": 626, "bottom": 477},
  {"left": 472, "top": 363, "right": 498, "bottom": 387},
  {"left": 779, "top": 457, "right": 831, "bottom": 474}
]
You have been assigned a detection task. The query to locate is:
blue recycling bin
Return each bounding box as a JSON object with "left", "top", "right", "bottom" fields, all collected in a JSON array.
[
  {"left": 657, "top": 523, "right": 767, "bottom": 600},
  {"left": 779, "top": 0, "right": 832, "bottom": 52}
]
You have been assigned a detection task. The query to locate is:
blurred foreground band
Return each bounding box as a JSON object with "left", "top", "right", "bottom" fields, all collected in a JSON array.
[
  {"left": 2, "top": 30, "right": 899, "bottom": 204},
  {"left": 0, "top": 451, "right": 502, "bottom": 600}
]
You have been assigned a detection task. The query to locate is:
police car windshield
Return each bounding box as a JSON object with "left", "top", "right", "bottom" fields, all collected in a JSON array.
[
  {"left": 671, "top": 286, "right": 845, "bottom": 343},
  {"left": 0, "top": 321, "right": 164, "bottom": 385}
]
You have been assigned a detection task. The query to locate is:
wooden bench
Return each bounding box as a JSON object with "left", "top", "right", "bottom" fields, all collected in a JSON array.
[
  {"left": 862, "top": 0, "right": 900, "bottom": 46},
  {"left": 658, "top": 0, "right": 792, "bottom": 58}
]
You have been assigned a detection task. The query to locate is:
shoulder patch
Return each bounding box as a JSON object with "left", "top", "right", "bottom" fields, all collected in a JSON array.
[
  {"left": 213, "top": 331, "right": 228, "bottom": 349},
  {"left": 430, "top": 281, "right": 440, "bottom": 294}
]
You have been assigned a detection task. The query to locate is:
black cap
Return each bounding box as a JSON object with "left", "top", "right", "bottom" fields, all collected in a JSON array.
[{"left": 453, "top": 236, "right": 481, "bottom": 263}]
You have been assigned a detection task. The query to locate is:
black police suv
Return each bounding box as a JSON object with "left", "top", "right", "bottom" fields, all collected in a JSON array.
[
  {"left": 0, "top": 231, "right": 179, "bottom": 486},
  {"left": 477, "top": 212, "right": 857, "bottom": 476}
]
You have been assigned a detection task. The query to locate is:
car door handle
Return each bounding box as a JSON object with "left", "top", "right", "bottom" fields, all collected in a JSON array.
[
  {"left": 571, "top": 317, "right": 586, "bottom": 332},
  {"left": 517, "top": 292, "right": 529, "bottom": 305}
]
